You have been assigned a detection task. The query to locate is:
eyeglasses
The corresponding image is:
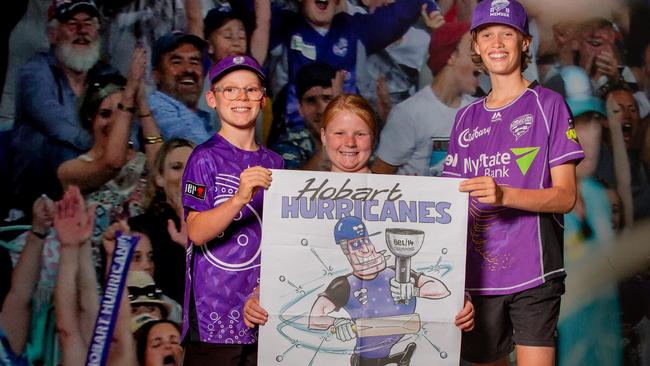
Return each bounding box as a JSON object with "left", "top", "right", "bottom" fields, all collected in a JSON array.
[
  {"left": 128, "top": 285, "right": 163, "bottom": 301},
  {"left": 213, "top": 86, "right": 265, "bottom": 101},
  {"left": 301, "top": 94, "right": 334, "bottom": 105}
]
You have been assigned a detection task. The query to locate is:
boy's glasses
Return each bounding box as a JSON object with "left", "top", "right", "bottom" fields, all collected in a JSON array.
[{"left": 213, "top": 86, "right": 265, "bottom": 101}]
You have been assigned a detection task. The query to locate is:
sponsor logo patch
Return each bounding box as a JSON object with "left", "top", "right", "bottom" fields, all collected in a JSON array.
[
  {"left": 458, "top": 126, "right": 491, "bottom": 148},
  {"left": 491, "top": 112, "right": 502, "bottom": 122},
  {"left": 185, "top": 181, "right": 206, "bottom": 200},
  {"left": 510, "top": 147, "right": 540, "bottom": 176},
  {"left": 490, "top": 0, "right": 511, "bottom": 16}
]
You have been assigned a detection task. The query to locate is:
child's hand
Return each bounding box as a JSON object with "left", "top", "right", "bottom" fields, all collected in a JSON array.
[
  {"left": 243, "top": 287, "right": 268, "bottom": 328},
  {"left": 234, "top": 167, "right": 272, "bottom": 205},
  {"left": 454, "top": 297, "right": 475, "bottom": 331},
  {"left": 459, "top": 176, "right": 504, "bottom": 206}
]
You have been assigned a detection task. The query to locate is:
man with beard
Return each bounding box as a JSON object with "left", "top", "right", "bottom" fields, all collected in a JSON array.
[
  {"left": 10, "top": 0, "right": 116, "bottom": 215},
  {"left": 149, "top": 31, "right": 212, "bottom": 145}
]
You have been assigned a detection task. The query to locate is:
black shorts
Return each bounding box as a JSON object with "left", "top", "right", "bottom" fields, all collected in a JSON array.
[
  {"left": 461, "top": 278, "right": 565, "bottom": 364},
  {"left": 183, "top": 342, "right": 258, "bottom": 366}
]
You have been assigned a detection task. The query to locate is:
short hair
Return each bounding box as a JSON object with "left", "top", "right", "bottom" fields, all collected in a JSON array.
[
  {"left": 79, "top": 73, "right": 126, "bottom": 131},
  {"left": 470, "top": 29, "right": 532, "bottom": 74},
  {"left": 321, "top": 94, "right": 378, "bottom": 139},
  {"left": 602, "top": 81, "right": 636, "bottom": 101},
  {"left": 295, "top": 62, "right": 336, "bottom": 100}
]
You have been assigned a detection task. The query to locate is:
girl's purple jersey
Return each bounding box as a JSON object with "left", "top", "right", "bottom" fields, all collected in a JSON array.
[
  {"left": 181, "top": 133, "right": 283, "bottom": 343},
  {"left": 443, "top": 82, "right": 584, "bottom": 296}
]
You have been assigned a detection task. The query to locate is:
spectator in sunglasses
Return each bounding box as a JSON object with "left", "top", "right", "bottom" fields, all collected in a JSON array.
[{"left": 127, "top": 271, "right": 181, "bottom": 324}]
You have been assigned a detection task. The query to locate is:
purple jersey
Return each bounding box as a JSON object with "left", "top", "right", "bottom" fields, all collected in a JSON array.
[
  {"left": 443, "top": 82, "right": 583, "bottom": 296},
  {"left": 181, "top": 134, "right": 283, "bottom": 343},
  {"left": 323, "top": 268, "right": 417, "bottom": 359}
]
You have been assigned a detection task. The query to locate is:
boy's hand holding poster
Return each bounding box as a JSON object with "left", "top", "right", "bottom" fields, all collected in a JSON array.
[{"left": 259, "top": 170, "right": 468, "bottom": 365}]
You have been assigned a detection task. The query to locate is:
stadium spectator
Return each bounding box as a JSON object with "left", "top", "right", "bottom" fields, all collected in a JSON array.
[
  {"left": 135, "top": 319, "right": 183, "bottom": 366},
  {"left": 372, "top": 22, "right": 479, "bottom": 176},
  {"left": 10, "top": 0, "right": 116, "bottom": 215},
  {"left": 149, "top": 31, "right": 212, "bottom": 145}
]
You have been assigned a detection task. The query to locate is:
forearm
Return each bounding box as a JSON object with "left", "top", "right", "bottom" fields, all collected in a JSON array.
[
  {"left": 106, "top": 289, "right": 138, "bottom": 366},
  {"left": 58, "top": 158, "right": 122, "bottom": 192},
  {"left": 250, "top": 0, "right": 271, "bottom": 65},
  {"left": 370, "top": 157, "right": 398, "bottom": 175},
  {"left": 77, "top": 240, "right": 99, "bottom": 346},
  {"left": 501, "top": 185, "right": 576, "bottom": 214},
  {"left": 103, "top": 106, "right": 135, "bottom": 170},
  {"left": 139, "top": 110, "right": 163, "bottom": 173},
  {"left": 187, "top": 197, "right": 247, "bottom": 245},
  {"left": 184, "top": 0, "right": 203, "bottom": 37},
  {"left": 0, "top": 232, "right": 45, "bottom": 354},
  {"left": 308, "top": 297, "right": 337, "bottom": 330},
  {"left": 55, "top": 246, "right": 84, "bottom": 354}
]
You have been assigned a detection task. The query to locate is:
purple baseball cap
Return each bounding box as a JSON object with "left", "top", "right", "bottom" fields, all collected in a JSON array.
[
  {"left": 471, "top": 0, "right": 529, "bottom": 36},
  {"left": 208, "top": 55, "right": 265, "bottom": 84}
]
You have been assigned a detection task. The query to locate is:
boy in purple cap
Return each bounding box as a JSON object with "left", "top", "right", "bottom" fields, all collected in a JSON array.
[
  {"left": 442, "top": 0, "right": 584, "bottom": 365},
  {"left": 180, "top": 54, "right": 283, "bottom": 365}
]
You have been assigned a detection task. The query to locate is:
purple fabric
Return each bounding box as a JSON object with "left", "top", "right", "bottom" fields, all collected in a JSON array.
[
  {"left": 470, "top": 0, "right": 529, "bottom": 35},
  {"left": 208, "top": 55, "right": 266, "bottom": 84},
  {"left": 181, "top": 133, "right": 283, "bottom": 344},
  {"left": 443, "top": 83, "right": 583, "bottom": 295}
]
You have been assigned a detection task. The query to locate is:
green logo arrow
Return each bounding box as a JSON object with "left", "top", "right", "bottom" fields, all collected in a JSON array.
[{"left": 510, "top": 147, "right": 540, "bottom": 175}]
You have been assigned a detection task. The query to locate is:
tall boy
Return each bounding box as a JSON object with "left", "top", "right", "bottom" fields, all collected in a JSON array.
[
  {"left": 181, "top": 55, "right": 283, "bottom": 365},
  {"left": 442, "top": 0, "right": 583, "bottom": 364}
]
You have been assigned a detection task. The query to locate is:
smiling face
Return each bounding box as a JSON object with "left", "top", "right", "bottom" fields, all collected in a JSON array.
[
  {"left": 473, "top": 24, "right": 530, "bottom": 76},
  {"left": 144, "top": 323, "right": 182, "bottom": 366},
  {"left": 321, "top": 111, "right": 373, "bottom": 173},
  {"left": 207, "top": 18, "right": 247, "bottom": 63},
  {"left": 345, "top": 237, "right": 386, "bottom": 278},
  {"left": 153, "top": 43, "right": 204, "bottom": 108},
  {"left": 52, "top": 12, "right": 101, "bottom": 72},
  {"left": 206, "top": 69, "right": 265, "bottom": 131},
  {"left": 302, "top": 0, "right": 338, "bottom": 28}
]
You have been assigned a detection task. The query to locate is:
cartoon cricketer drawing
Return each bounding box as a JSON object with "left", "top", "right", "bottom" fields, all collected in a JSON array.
[{"left": 308, "top": 216, "right": 451, "bottom": 366}]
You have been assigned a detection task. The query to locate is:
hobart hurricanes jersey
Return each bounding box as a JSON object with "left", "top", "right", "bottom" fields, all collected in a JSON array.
[
  {"left": 443, "top": 82, "right": 583, "bottom": 295},
  {"left": 181, "top": 133, "right": 283, "bottom": 343}
]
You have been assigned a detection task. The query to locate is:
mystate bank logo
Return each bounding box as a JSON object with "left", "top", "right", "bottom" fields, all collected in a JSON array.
[
  {"left": 458, "top": 126, "right": 491, "bottom": 148},
  {"left": 510, "top": 147, "right": 540, "bottom": 175}
]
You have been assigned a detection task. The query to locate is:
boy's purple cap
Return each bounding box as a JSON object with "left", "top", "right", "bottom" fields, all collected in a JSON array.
[
  {"left": 470, "top": 0, "right": 529, "bottom": 36},
  {"left": 208, "top": 55, "right": 265, "bottom": 84}
]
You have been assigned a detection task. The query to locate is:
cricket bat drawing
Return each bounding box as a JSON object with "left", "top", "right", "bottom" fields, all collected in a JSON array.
[{"left": 329, "top": 313, "right": 421, "bottom": 337}]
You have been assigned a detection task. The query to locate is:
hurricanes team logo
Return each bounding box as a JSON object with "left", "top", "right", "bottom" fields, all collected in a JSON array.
[
  {"left": 510, "top": 114, "right": 533, "bottom": 140},
  {"left": 490, "top": 0, "right": 510, "bottom": 15},
  {"left": 333, "top": 37, "right": 349, "bottom": 57}
]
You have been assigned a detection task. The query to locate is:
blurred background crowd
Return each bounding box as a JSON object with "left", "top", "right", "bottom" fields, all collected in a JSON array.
[{"left": 0, "top": 0, "right": 649, "bottom": 365}]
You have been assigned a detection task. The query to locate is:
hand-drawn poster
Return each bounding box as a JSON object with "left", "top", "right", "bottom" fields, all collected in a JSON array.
[{"left": 259, "top": 170, "right": 468, "bottom": 365}]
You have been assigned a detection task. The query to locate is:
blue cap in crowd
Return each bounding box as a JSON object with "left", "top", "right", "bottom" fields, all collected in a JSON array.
[
  {"left": 51, "top": 0, "right": 99, "bottom": 21},
  {"left": 561, "top": 66, "right": 606, "bottom": 117},
  {"left": 208, "top": 55, "right": 265, "bottom": 84},
  {"left": 151, "top": 31, "right": 206, "bottom": 68},
  {"left": 471, "top": 0, "right": 529, "bottom": 36}
]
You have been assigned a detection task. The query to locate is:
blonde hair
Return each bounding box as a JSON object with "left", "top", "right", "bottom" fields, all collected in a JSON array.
[
  {"left": 321, "top": 94, "right": 378, "bottom": 138},
  {"left": 144, "top": 138, "right": 196, "bottom": 209}
]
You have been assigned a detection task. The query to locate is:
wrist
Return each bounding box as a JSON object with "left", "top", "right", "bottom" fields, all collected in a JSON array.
[{"left": 30, "top": 228, "right": 48, "bottom": 239}]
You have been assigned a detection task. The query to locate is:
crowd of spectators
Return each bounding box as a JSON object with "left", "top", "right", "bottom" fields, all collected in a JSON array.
[{"left": 0, "top": 0, "right": 649, "bottom": 365}]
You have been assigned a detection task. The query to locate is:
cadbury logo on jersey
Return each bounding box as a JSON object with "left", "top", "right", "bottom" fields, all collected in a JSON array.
[
  {"left": 510, "top": 114, "right": 533, "bottom": 140},
  {"left": 185, "top": 181, "right": 205, "bottom": 200},
  {"left": 458, "top": 126, "right": 491, "bottom": 148}
]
